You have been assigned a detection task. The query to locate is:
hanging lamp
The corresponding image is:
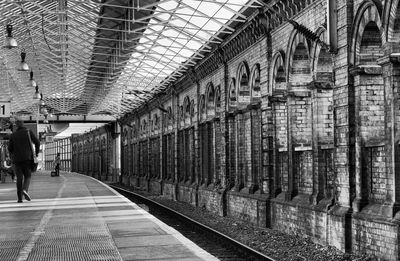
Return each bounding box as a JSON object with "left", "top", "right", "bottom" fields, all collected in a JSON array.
[
  {"left": 29, "top": 71, "right": 37, "bottom": 87},
  {"left": 17, "top": 51, "right": 29, "bottom": 71},
  {"left": 4, "top": 24, "right": 17, "bottom": 49},
  {"left": 40, "top": 93, "right": 45, "bottom": 106},
  {"left": 33, "top": 86, "right": 40, "bottom": 99},
  {"left": 41, "top": 107, "right": 48, "bottom": 116}
]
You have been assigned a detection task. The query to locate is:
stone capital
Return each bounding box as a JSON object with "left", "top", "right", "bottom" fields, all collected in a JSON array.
[{"left": 349, "top": 65, "right": 382, "bottom": 76}]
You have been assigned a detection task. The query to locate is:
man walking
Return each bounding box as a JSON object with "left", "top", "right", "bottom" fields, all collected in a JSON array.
[{"left": 8, "top": 117, "right": 40, "bottom": 203}]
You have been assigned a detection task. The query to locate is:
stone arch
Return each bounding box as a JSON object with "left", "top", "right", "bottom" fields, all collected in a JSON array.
[
  {"left": 383, "top": 0, "right": 395, "bottom": 42},
  {"left": 123, "top": 128, "right": 128, "bottom": 144},
  {"left": 250, "top": 63, "right": 261, "bottom": 101},
  {"left": 131, "top": 123, "right": 136, "bottom": 138},
  {"left": 385, "top": 0, "right": 400, "bottom": 42},
  {"left": 141, "top": 119, "right": 147, "bottom": 135},
  {"left": 215, "top": 85, "right": 222, "bottom": 113},
  {"left": 167, "top": 106, "right": 173, "bottom": 126},
  {"left": 199, "top": 94, "right": 206, "bottom": 121},
  {"left": 228, "top": 78, "right": 237, "bottom": 109},
  {"left": 184, "top": 96, "right": 191, "bottom": 125},
  {"left": 351, "top": 1, "right": 384, "bottom": 66},
  {"left": 312, "top": 28, "right": 334, "bottom": 83},
  {"left": 179, "top": 105, "right": 184, "bottom": 124},
  {"left": 206, "top": 82, "right": 215, "bottom": 117},
  {"left": 154, "top": 114, "right": 159, "bottom": 130},
  {"left": 237, "top": 61, "right": 251, "bottom": 103},
  {"left": 287, "top": 31, "right": 312, "bottom": 86},
  {"left": 270, "top": 50, "right": 286, "bottom": 92},
  {"left": 190, "top": 100, "right": 195, "bottom": 122}
]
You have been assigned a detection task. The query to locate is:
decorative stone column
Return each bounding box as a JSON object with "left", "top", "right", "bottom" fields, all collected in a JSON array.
[
  {"left": 269, "top": 91, "right": 288, "bottom": 199},
  {"left": 310, "top": 81, "right": 334, "bottom": 205},
  {"left": 350, "top": 65, "right": 384, "bottom": 213},
  {"left": 377, "top": 52, "right": 400, "bottom": 217}
]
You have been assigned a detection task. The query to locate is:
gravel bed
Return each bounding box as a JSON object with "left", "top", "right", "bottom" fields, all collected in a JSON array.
[{"left": 114, "top": 184, "right": 375, "bottom": 261}]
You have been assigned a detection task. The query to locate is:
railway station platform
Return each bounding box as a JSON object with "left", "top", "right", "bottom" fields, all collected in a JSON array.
[{"left": 0, "top": 172, "right": 218, "bottom": 261}]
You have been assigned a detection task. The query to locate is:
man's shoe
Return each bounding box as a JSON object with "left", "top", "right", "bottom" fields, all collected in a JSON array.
[
  {"left": 23, "top": 190, "right": 31, "bottom": 201},
  {"left": 17, "top": 200, "right": 22, "bottom": 203}
]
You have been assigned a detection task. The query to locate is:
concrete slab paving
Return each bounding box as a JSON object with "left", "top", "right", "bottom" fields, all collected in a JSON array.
[{"left": 0, "top": 172, "right": 219, "bottom": 261}]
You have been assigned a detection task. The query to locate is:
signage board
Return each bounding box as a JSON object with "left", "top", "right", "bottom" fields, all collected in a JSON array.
[{"left": 0, "top": 102, "right": 11, "bottom": 118}]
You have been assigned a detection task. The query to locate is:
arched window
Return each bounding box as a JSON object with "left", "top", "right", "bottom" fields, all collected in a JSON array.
[
  {"left": 154, "top": 114, "right": 159, "bottom": 131},
  {"left": 123, "top": 129, "right": 128, "bottom": 145},
  {"left": 131, "top": 126, "right": 135, "bottom": 140},
  {"left": 206, "top": 83, "right": 215, "bottom": 117},
  {"left": 228, "top": 78, "right": 237, "bottom": 109},
  {"left": 184, "top": 96, "right": 191, "bottom": 125},
  {"left": 289, "top": 35, "right": 311, "bottom": 86},
  {"left": 167, "top": 106, "right": 173, "bottom": 127},
  {"left": 270, "top": 51, "right": 286, "bottom": 93},
  {"left": 190, "top": 100, "right": 195, "bottom": 122},
  {"left": 215, "top": 86, "right": 221, "bottom": 113},
  {"left": 199, "top": 94, "right": 206, "bottom": 121},
  {"left": 250, "top": 64, "right": 261, "bottom": 100},
  {"left": 179, "top": 105, "right": 184, "bottom": 125},
  {"left": 358, "top": 22, "right": 382, "bottom": 66},
  {"left": 141, "top": 119, "right": 147, "bottom": 135},
  {"left": 237, "top": 62, "right": 250, "bottom": 103}
]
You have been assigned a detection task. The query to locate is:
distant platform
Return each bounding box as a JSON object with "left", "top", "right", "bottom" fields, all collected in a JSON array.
[{"left": 0, "top": 172, "right": 218, "bottom": 261}]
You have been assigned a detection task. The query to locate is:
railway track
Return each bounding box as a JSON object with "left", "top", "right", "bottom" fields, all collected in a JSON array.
[{"left": 110, "top": 185, "right": 275, "bottom": 261}]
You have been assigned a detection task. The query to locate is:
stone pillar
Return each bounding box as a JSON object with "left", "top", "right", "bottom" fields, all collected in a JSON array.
[
  {"left": 378, "top": 53, "right": 400, "bottom": 217},
  {"left": 350, "top": 65, "right": 383, "bottom": 212},
  {"left": 269, "top": 93, "right": 288, "bottom": 199},
  {"left": 310, "top": 81, "right": 334, "bottom": 204},
  {"left": 226, "top": 112, "right": 236, "bottom": 190},
  {"left": 249, "top": 103, "right": 261, "bottom": 194},
  {"left": 286, "top": 87, "right": 312, "bottom": 200},
  {"left": 262, "top": 101, "right": 274, "bottom": 196}
]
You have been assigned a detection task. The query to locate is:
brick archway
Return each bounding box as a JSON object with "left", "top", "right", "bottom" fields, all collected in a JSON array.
[
  {"left": 270, "top": 50, "right": 286, "bottom": 93},
  {"left": 250, "top": 64, "right": 261, "bottom": 101},
  {"left": 237, "top": 61, "right": 250, "bottom": 104},
  {"left": 382, "top": 0, "right": 398, "bottom": 42},
  {"left": 311, "top": 27, "right": 333, "bottom": 83},
  {"left": 227, "top": 78, "right": 237, "bottom": 110},
  {"left": 350, "top": 1, "right": 384, "bottom": 66},
  {"left": 206, "top": 82, "right": 215, "bottom": 117},
  {"left": 287, "top": 32, "right": 312, "bottom": 87}
]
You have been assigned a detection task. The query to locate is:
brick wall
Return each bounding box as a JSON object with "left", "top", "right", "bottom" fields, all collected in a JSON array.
[
  {"left": 69, "top": 0, "right": 400, "bottom": 259},
  {"left": 352, "top": 216, "right": 399, "bottom": 260}
]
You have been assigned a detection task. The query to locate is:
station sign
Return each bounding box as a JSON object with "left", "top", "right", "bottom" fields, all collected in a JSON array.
[{"left": 0, "top": 102, "right": 11, "bottom": 118}]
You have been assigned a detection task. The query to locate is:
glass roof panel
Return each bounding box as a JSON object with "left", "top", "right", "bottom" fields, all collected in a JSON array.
[{"left": 0, "top": 0, "right": 262, "bottom": 118}]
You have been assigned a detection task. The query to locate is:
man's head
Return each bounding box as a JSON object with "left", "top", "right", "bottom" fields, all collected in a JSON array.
[{"left": 13, "top": 116, "right": 24, "bottom": 128}]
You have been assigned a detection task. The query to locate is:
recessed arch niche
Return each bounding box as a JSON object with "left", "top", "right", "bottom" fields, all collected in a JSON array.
[
  {"left": 288, "top": 33, "right": 312, "bottom": 87},
  {"left": 271, "top": 51, "right": 286, "bottom": 93},
  {"left": 237, "top": 61, "right": 250, "bottom": 103},
  {"left": 206, "top": 82, "right": 215, "bottom": 117},
  {"left": 250, "top": 64, "right": 261, "bottom": 101},
  {"left": 228, "top": 78, "right": 237, "bottom": 110}
]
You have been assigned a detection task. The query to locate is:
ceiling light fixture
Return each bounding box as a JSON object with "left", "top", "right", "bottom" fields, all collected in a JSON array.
[
  {"left": 40, "top": 93, "right": 45, "bottom": 106},
  {"left": 4, "top": 23, "right": 17, "bottom": 49},
  {"left": 33, "top": 85, "right": 41, "bottom": 99},
  {"left": 41, "top": 107, "right": 48, "bottom": 115},
  {"left": 29, "top": 71, "right": 37, "bottom": 87},
  {"left": 17, "top": 50, "right": 29, "bottom": 71}
]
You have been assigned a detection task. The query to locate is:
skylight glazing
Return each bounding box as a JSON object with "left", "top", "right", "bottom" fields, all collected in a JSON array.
[{"left": 0, "top": 0, "right": 262, "bottom": 118}]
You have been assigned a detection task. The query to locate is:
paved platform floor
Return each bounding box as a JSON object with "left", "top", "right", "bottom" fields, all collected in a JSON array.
[{"left": 0, "top": 172, "right": 218, "bottom": 261}]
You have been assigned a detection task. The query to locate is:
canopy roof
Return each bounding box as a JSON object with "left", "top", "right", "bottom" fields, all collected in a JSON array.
[{"left": 0, "top": 0, "right": 263, "bottom": 119}]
